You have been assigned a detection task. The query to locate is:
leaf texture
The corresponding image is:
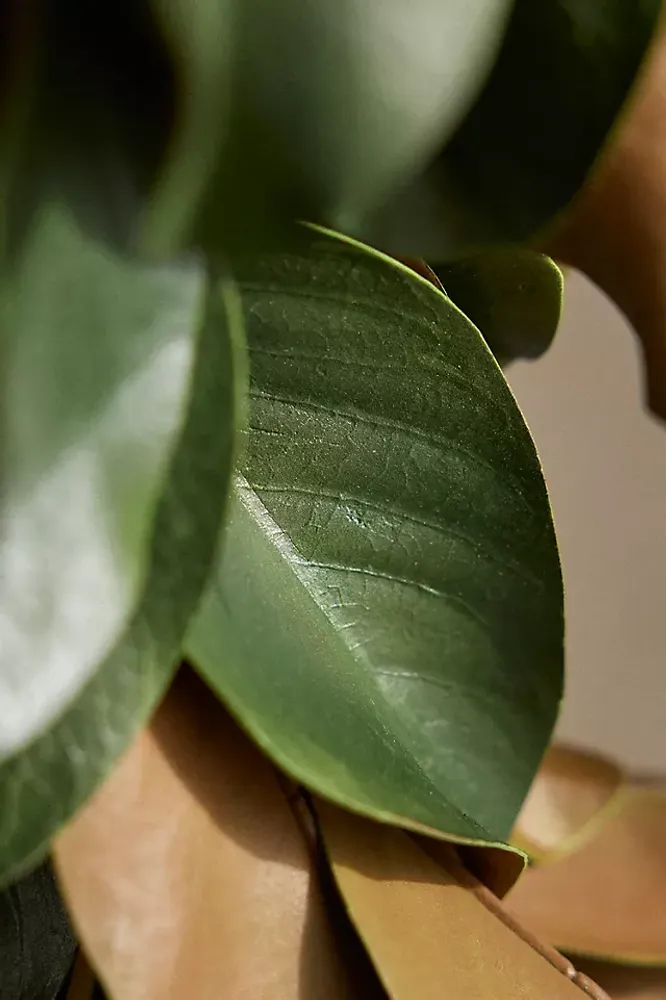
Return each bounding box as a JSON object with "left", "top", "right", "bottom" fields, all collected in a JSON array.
[{"left": 188, "top": 227, "right": 563, "bottom": 850}]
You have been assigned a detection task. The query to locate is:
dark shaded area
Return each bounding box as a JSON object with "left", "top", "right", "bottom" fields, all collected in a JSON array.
[
  {"left": 4, "top": 0, "right": 175, "bottom": 251},
  {"left": 443, "top": 0, "right": 661, "bottom": 241},
  {"left": 576, "top": 958, "right": 666, "bottom": 997},
  {"left": 1, "top": 861, "right": 76, "bottom": 1000}
]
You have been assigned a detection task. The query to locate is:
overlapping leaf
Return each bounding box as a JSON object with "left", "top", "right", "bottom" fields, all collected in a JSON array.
[
  {"left": 187, "top": 227, "right": 564, "bottom": 849},
  {"left": 55, "top": 670, "right": 378, "bottom": 1000},
  {"left": 434, "top": 249, "right": 563, "bottom": 366},
  {"left": 147, "top": 0, "right": 513, "bottom": 252},
  {"left": 366, "top": 0, "right": 662, "bottom": 257},
  {"left": 509, "top": 747, "right": 666, "bottom": 965},
  {"left": 315, "top": 800, "right": 585, "bottom": 1000},
  {"left": 0, "top": 201, "right": 245, "bottom": 883}
]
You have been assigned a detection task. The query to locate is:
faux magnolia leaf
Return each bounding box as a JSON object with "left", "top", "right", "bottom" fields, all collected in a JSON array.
[
  {"left": 434, "top": 250, "right": 563, "bottom": 366},
  {"left": 314, "top": 799, "right": 592, "bottom": 1000},
  {"left": 0, "top": 201, "right": 244, "bottom": 882},
  {"left": 512, "top": 745, "right": 623, "bottom": 861},
  {"left": 54, "top": 669, "right": 380, "bottom": 1000},
  {"left": 187, "top": 227, "right": 564, "bottom": 848},
  {"left": 366, "top": 0, "right": 661, "bottom": 257},
  {"left": 147, "top": 0, "right": 512, "bottom": 253},
  {"left": 509, "top": 778, "right": 666, "bottom": 963},
  {"left": 0, "top": 861, "right": 75, "bottom": 1000}
]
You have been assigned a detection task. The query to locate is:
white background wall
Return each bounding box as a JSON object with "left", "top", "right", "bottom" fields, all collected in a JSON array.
[{"left": 508, "top": 272, "right": 666, "bottom": 774}]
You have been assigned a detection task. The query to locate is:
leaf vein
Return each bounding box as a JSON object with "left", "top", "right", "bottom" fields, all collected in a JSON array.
[
  {"left": 252, "top": 483, "right": 542, "bottom": 589},
  {"left": 250, "top": 389, "right": 537, "bottom": 516}
]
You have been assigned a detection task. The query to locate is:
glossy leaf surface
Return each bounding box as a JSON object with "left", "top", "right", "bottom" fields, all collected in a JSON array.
[
  {"left": 148, "top": 0, "right": 512, "bottom": 252},
  {"left": 367, "top": 0, "right": 661, "bottom": 256},
  {"left": 434, "top": 250, "right": 563, "bottom": 366},
  {"left": 0, "top": 202, "right": 244, "bottom": 882},
  {"left": 55, "top": 669, "right": 376, "bottom": 1000},
  {"left": 315, "top": 799, "right": 585, "bottom": 1000},
  {"left": 188, "top": 228, "right": 563, "bottom": 847}
]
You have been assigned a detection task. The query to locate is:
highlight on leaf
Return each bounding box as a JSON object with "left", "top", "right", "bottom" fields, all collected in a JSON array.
[{"left": 0, "top": 200, "right": 246, "bottom": 883}]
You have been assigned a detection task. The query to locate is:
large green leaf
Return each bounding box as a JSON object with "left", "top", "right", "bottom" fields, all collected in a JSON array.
[
  {"left": 147, "top": 0, "right": 512, "bottom": 252},
  {"left": 366, "top": 0, "right": 661, "bottom": 256},
  {"left": 187, "top": 228, "right": 563, "bottom": 845},
  {"left": 434, "top": 249, "right": 563, "bottom": 366},
  {"left": 0, "top": 201, "right": 245, "bottom": 883}
]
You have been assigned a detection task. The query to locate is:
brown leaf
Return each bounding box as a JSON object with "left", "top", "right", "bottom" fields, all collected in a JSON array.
[
  {"left": 315, "top": 798, "right": 597, "bottom": 1000},
  {"left": 508, "top": 786, "right": 666, "bottom": 964},
  {"left": 393, "top": 257, "right": 445, "bottom": 290},
  {"left": 543, "top": 7, "right": 666, "bottom": 421},
  {"left": 512, "top": 744, "right": 623, "bottom": 861},
  {"left": 54, "top": 669, "right": 366, "bottom": 1000}
]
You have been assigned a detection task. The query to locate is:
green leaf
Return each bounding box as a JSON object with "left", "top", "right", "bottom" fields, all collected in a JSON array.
[
  {"left": 146, "top": 0, "right": 513, "bottom": 253},
  {"left": 434, "top": 250, "right": 563, "bottom": 365},
  {"left": 0, "top": 201, "right": 245, "bottom": 883},
  {"left": 366, "top": 0, "right": 661, "bottom": 256},
  {"left": 187, "top": 228, "right": 563, "bottom": 846},
  {"left": 0, "top": 862, "right": 75, "bottom": 1000},
  {"left": 143, "top": 0, "right": 233, "bottom": 252}
]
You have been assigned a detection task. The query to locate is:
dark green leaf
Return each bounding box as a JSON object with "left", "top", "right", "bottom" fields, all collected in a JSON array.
[
  {"left": 187, "top": 228, "right": 563, "bottom": 845},
  {"left": 0, "top": 201, "right": 245, "bottom": 883},
  {"left": 0, "top": 862, "right": 76, "bottom": 1000},
  {"left": 366, "top": 0, "right": 661, "bottom": 256},
  {"left": 146, "top": 0, "right": 513, "bottom": 253},
  {"left": 143, "top": 0, "right": 233, "bottom": 251},
  {"left": 434, "top": 250, "right": 563, "bottom": 365}
]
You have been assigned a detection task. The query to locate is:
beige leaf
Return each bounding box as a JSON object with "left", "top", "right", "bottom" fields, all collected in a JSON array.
[
  {"left": 512, "top": 744, "right": 623, "bottom": 861},
  {"left": 315, "top": 798, "right": 600, "bottom": 1000},
  {"left": 54, "top": 669, "right": 365, "bottom": 1000},
  {"left": 509, "top": 786, "right": 666, "bottom": 964}
]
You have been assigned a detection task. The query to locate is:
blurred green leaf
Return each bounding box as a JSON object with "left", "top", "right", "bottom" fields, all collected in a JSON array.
[
  {"left": 144, "top": 0, "right": 233, "bottom": 251},
  {"left": 0, "top": 201, "right": 246, "bottom": 883},
  {"left": 187, "top": 228, "right": 563, "bottom": 845},
  {"left": 0, "top": 862, "right": 75, "bottom": 1000},
  {"left": 366, "top": 0, "right": 661, "bottom": 256},
  {"left": 434, "top": 249, "right": 563, "bottom": 365},
  {"left": 147, "top": 0, "right": 513, "bottom": 253}
]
